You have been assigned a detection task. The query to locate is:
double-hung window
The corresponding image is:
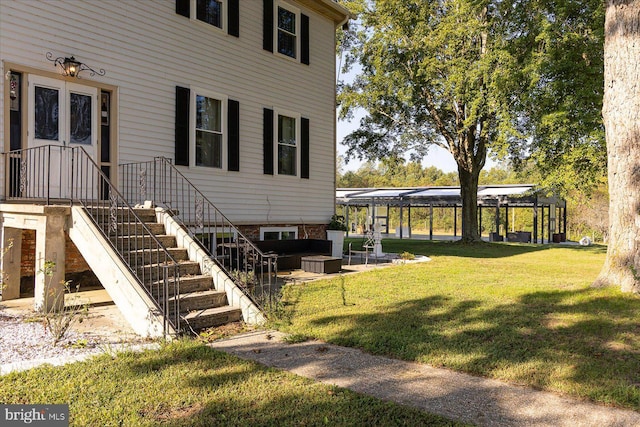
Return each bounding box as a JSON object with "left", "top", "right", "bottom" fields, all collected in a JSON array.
[
  {"left": 263, "top": 108, "right": 309, "bottom": 178},
  {"left": 277, "top": 114, "right": 297, "bottom": 176},
  {"left": 263, "top": 0, "right": 309, "bottom": 64},
  {"left": 176, "top": 0, "right": 239, "bottom": 37},
  {"left": 277, "top": 4, "right": 297, "bottom": 59},
  {"left": 194, "top": 91, "right": 225, "bottom": 168},
  {"left": 196, "top": 0, "right": 224, "bottom": 29}
]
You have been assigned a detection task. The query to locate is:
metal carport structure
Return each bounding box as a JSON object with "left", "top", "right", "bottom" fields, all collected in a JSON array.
[{"left": 336, "top": 185, "right": 567, "bottom": 243}]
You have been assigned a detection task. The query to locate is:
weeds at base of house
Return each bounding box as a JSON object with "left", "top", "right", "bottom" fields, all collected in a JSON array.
[
  {"left": 197, "top": 321, "right": 251, "bottom": 343},
  {"left": 39, "top": 260, "right": 89, "bottom": 346}
]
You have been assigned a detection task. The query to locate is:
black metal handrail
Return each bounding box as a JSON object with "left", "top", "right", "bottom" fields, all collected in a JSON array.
[
  {"left": 119, "top": 157, "right": 278, "bottom": 311},
  {"left": 2, "top": 146, "right": 181, "bottom": 335}
]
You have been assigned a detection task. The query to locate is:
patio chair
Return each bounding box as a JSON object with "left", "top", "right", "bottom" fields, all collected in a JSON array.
[{"left": 348, "top": 230, "right": 377, "bottom": 265}]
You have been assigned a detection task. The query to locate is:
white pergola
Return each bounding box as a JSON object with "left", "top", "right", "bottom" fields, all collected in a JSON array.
[{"left": 336, "top": 185, "right": 567, "bottom": 243}]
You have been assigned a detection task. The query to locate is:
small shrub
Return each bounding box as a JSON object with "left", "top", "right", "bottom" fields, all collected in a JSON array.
[{"left": 400, "top": 251, "right": 416, "bottom": 260}]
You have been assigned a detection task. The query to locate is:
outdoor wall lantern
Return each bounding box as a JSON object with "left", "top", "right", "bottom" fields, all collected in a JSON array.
[{"left": 46, "top": 52, "right": 105, "bottom": 78}]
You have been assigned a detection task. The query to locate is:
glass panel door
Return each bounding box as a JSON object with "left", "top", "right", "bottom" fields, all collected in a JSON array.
[{"left": 27, "top": 76, "right": 98, "bottom": 199}]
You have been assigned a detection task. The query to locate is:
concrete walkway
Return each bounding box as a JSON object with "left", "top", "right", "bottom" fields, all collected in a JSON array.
[{"left": 209, "top": 330, "right": 640, "bottom": 427}]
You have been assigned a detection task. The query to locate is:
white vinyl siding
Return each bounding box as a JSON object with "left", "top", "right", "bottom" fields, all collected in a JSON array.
[{"left": 0, "top": 0, "right": 338, "bottom": 224}]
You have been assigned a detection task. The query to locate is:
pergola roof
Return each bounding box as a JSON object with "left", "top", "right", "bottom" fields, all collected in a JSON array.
[{"left": 337, "top": 184, "right": 565, "bottom": 208}]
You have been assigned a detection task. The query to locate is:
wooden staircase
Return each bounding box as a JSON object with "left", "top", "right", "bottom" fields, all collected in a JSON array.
[{"left": 112, "top": 208, "right": 242, "bottom": 332}]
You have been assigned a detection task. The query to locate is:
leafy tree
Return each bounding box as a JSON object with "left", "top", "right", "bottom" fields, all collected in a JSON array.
[
  {"left": 596, "top": 1, "right": 640, "bottom": 293},
  {"left": 339, "top": 0, "right": 524, "bottom": 242},
  {"left": 512, "top": 0, "right": 605, "bottom": 194},
  {"left": 338, "top": 0, "right": 606, "bottom": 242}
]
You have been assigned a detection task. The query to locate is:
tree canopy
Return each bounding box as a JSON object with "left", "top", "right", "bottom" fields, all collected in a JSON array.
[{"left": 338, "top": 0, "right": 605, "bottom": 241}]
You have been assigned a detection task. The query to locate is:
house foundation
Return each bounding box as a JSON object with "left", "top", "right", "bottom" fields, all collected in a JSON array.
[{"left": 1, "top": 204, "right": 68, "bottom": 312}]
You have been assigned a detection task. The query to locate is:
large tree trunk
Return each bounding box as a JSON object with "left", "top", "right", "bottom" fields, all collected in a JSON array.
[
  {"left": 458, "top": 166, "right": 481, "bottom": 242},
  {"left": 596, "top": 0, "right": 640, "bottom": 292}
]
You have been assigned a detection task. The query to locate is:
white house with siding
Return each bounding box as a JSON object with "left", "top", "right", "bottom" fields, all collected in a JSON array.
[
  {"left": 0, "top": 0, "right": 350, "bottom": 336},
  {"left": 1, "top": 0, "right": 349, "bottom": 238}
]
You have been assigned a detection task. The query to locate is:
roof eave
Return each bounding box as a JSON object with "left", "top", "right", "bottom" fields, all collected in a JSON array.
[{"left": 296, "top": 0, "right": 352, "bottom": 26}]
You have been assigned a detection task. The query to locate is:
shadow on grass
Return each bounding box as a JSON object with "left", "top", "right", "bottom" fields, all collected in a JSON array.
[
  {"left": 347, "top": 238, "right": 607, "bottom": 260},
  {"left": 122, "top": 343, "right": 462, "bottom": 427},
  {"left": 304, "top": 288, "right": 640, "bottom": 409}
]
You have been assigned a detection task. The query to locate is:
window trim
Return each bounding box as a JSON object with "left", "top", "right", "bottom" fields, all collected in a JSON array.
[
  {"left": 260, "top": 226, "right": 298, "bottom": 240},
  {"left": 191, "top": 0, "right": 227, "bottom": 32},
  {"left": 190, "top": 87, "right": 228, "bottom": 170},
  {"left": 274, "top": 1, "right": 300, "bottom": 61},
  {"left": 274, "top": 110, "right": 300, "bottom": 177}
]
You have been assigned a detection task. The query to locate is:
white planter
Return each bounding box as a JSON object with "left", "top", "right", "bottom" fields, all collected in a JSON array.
[{"left": 326, "top": 230, "right": 345, "bottom": 258}]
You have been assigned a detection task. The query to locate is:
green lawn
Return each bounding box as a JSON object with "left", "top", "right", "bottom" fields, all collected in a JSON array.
[
  {"left": 275, "top": 240, "right": 640, "bottom": 409},
  {"left": 0, "top": 340, "right": 464, "bottom": 426}
]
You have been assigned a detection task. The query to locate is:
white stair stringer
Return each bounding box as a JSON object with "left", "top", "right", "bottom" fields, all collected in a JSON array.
[
  {"left": 68, "top": 206, "right": 172, "bottom": 338},
  {"left": 156, "top": 208, "right": 266, "bottom": 326}
]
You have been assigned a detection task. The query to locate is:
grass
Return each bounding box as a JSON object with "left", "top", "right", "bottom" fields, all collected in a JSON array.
[
  {"left": 0, "top": 340, "right": 464, "bottom": 426},
  {"left": 275, "top": 239, "right": 640, "bottom": 410}
]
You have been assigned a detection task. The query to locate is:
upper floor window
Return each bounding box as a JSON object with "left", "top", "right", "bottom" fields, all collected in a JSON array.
[
  {"left": 197, "top": 0, "right": 223, "bottom": 29},
  {"left": 277, "top": 5, "right": 297, "bottom": 58},
  {"left": 263, "top": 0, "right": 309, "bottom": 64},
  {"left": 176, "top": 0, "right": 239, "bottom": 37}
]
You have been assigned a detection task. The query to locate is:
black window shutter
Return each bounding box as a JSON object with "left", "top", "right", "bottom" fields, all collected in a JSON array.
[
  {"left": 228, "top": 99, "right": 240, "bottom": 171},
  {"left": 176, "top": 0, "right": 189, "bottom": 18},
  {"left": 228, "top": 0, "right": 239, "bottom": 37},
  {"left": 263, "top": 0, "right": 273, "bottom": 52},
  {"left": 175, "top": 86, "right": 190, "bottom": 166},
  {"left": 301, "top": 117, "right": 310, "bottom": 179},
  {"left": 263, "top": 108, "right": 274, "bottom": 175},
  {"left": 301, "top": 14, "right": 310, "bottom": 65}
]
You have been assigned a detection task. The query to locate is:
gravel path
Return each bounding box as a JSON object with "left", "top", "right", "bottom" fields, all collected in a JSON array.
[
  {"left": 0, "top": 306, "right": 151, "bottom": 375},
  {"left": 0, "top": 311, "right": 105, "bottom": 365}
]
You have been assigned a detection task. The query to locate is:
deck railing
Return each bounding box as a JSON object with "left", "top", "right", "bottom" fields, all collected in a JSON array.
[
  {"left": 2, "top": 146, "right": 181, "bottom": 335},
  {"left": 119, "top": 157, "right": 278, "bottom": 311}
]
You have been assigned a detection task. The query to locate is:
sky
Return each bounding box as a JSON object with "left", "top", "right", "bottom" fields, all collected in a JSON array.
[
  {"left": 336, "top": 112, "right": 460, "bottom": 173},
  {"left": 335, "top": 63, "right": 494, "bottom": 175}
]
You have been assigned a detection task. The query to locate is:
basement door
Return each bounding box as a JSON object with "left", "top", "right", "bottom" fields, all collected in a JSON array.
[{"left": 27, "top": 75, "right": 98, "bottom": 199}]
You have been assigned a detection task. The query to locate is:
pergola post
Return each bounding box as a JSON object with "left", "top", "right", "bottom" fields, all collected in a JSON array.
[
  {"left": 533, "top": 199, "right": 538, "bottom": 243},
  {"left": 399, "top": 201, "right": 404, "bottom": 239},
  {"left": 429, "top": 204, "right": 433, "bottom": 240},
  {"left": 453, "top": 205, "right": 457, "bottom": 238},
  {"left": 386, "top": 204, "right": 390, "bottom": 234},
  {"left": 478, "top": 206, "right": 483, "bottom": 239},
  {"left": 505, "top": 204, "right": 509, "bottom": 239},
  {"left": 345, "top": 204, "right": 350, "bottom": 237},
  {"left": 540, "top": 205, "right": 544, "bottom": 244},
  {"left": 495, "top": 201, "right": 500, "bottom": 238},
  {"left": 408, "top": 204, "right": 412, "bottom": 238}
]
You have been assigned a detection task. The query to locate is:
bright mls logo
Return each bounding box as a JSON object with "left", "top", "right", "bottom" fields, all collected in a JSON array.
[{"left": 1, "top": 404, "right": 68, "bottom": 426}]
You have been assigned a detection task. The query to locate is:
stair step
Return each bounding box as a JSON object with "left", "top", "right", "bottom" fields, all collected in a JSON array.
[
  {"left": 168, "top": 290, "right": 228, "bottom": 312},
  {"left": 181, "top": 306, "right": 242, "bottom": 331},
  {"left": 126, "top": 247, "right": 189, "bottom": 264},
  {"left": 137, "top": 261, "right": 201, "bottom": 280},
  {"left": 111, "top": 234, "right": 177, "bottom": 250},
  {"left": 111, "top": 222, "right": 165, "bottom": 235},
  {"left": 149, "top": 274, "right": 214, "bottom": 295},
  {"left": 86, "top": 207, "right": 157, "bottom": 223}
]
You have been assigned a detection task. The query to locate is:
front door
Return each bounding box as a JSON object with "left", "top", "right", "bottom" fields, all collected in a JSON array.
[{"left": 27, "top": 75, "right": 98, "bottom": 199}]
